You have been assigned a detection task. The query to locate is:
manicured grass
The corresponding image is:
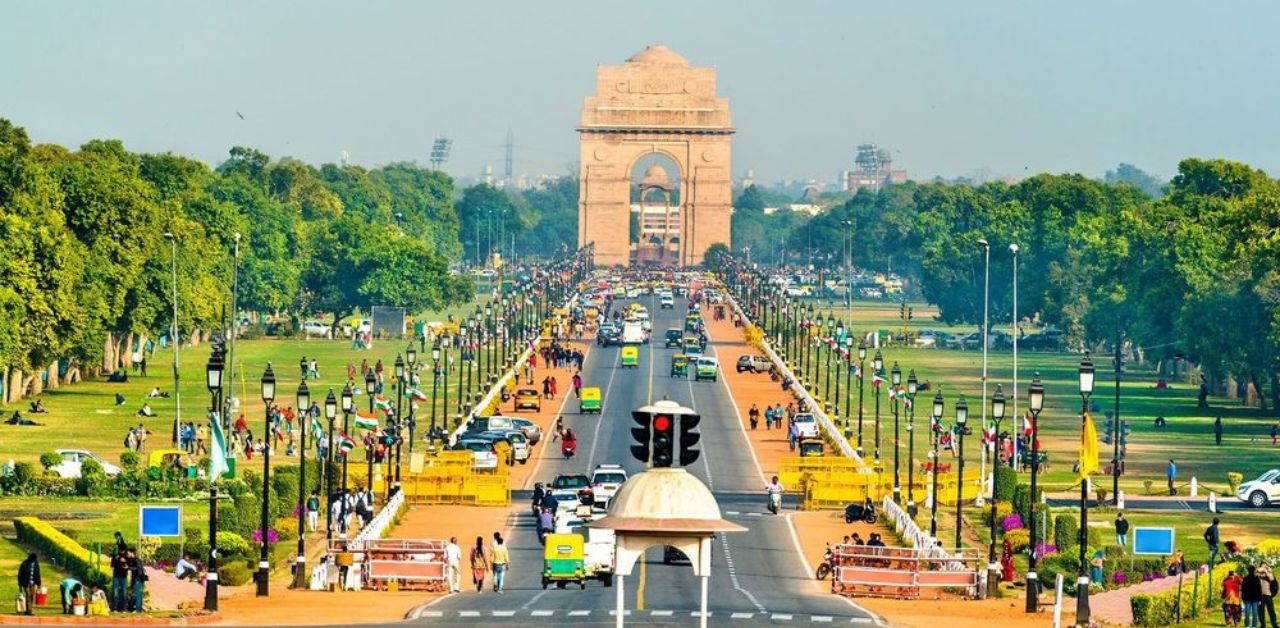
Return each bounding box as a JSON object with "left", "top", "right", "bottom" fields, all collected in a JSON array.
[
  {"left": 0, "top": 496, "right": 210, "bottom": 552},
  {"left": 0, "top": 532, "right": 68, "bottom": 617},
  {"left": 769, "top": 298, "right": 1280, "bottom": 497}
]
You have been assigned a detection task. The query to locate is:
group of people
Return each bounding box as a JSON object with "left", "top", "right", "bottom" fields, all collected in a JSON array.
[
  {"left": 1222, "top": 565, "right": 1278, "bottom": 627},
  {"left": 328, "top": 486, "right": 376, "bottom": 535},
  {"left": 461, "top": 532, "right": 511, "bottom": 594},
  {"left": 17, "top": 552, "right": 113, "bottom": 616},
  {"left": 177, "top": 421, "right": 209, "bottom": 454},
  {"left": 122, "top": 423, "right": 151, "bottom": 452},
  {"left": 747, "top": 402, "right": 795, "bottom": 432}
]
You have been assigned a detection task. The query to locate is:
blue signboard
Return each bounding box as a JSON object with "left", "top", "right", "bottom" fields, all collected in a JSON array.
[
  {"left": 1133, "top": 527, "right": 1175, "bottom": 555},
  {"left": 139, "top": 505, "right": 182, "bottom": 537}
]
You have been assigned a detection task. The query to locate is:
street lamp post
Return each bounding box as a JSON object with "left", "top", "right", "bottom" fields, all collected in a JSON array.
[
  {"left": 1112, "top": 339, "right": 1122, "bottom": 504},
  {"left": 843, "top": 337, "right": 854, "bottom": 440},
  {"left": 431, "top": 344, "right": 441, "bottom": 439},
  {"left": 1076, "top": 355, "right": 1096, "bottom": 626},
  {"left": 340, "top": 383, "right": 352, "bottom": 538},
  {"left": 406, "top": 346, "right": 417, "bottom": 454},
  {"left": 293, "top": 380, "right": 311, "bottom": 589},
  {"left": 1025, "top": 374, "right": 1046, "bottom": 613},
  {"left": 977, "top": 238, "right": 991, "bottom": 507},
  {"left": 954, "top": 394, "right": 969, "bottom": 550},
  {"left": 824, "top": 315, "right": 835, "bottom": 408},
  {"left": 364, "top": 370, "right": 376, "bottom": 502},
  {"left": 872, "top": 350, "right": 884, "bottom": 466},
  {"left": 834, "top": 320, "right": 844, "bottom": 424},
  {"left": 324, "top": 390, "right": 337, "bottom": 543},
  {"left": 906, "top": 371, "right": 918, "bottom": 517},
  {"left": 256, "top": 364, "right": 276, "bottom": 597},
  {"left": 987, "top": 385, "right": 1007, "bottom": 597},
  {"left": 930, "top": 392, "right": 944, "bottom": 538},
  {"left": 891, "top": 362, "right": 902, "bottom": 502},
  {"left": 204, "top": 350, "right": 224, "bottom": 611},
  {"left": 164, "top": 232, "right": 181, "bottom": 447},
  {"left": 392, "top": 354, "right": 405, "bottom": 489},
  {"left": 857, "top": 341, "right": 867, "bottom": 457}
]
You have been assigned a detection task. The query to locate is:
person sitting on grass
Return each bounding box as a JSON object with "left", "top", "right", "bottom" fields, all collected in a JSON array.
[
  {"left": 28, "top": 399, "right": 47, "bottom": 413},
  {"left": 174, "top": 554, "right": 199, "bottom": 581},
  {"left": 115, "top": 392, "right": 126, "bottom": 406},
  {"left": 86, "top": 584, "right": 109, "bottom": 616},
  {"left": 5, "top": 411, "right": 41, "bottom": 426},
  {"left": 145, "top": 386, "right": 169, "bottom": 399},
  {"left": 137, "top": 403, "right": 155, "bottom": 418}
]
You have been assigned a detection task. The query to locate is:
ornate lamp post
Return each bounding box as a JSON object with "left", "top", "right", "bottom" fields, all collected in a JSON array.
[
  {"left": 485, "top": 303, "right": 495, "bottom": 383},
  {"left": 843, "top": 336, "right": 854, "bottom": 440},
  {"left": 1076, "top": 355, "right": 1096, "bottom": 626},
  {"left": 857, "top": 341, "right": 867, "bottom": 457},
  {"left": 824, "top": 314, "right": 835, "bottom": 407},
  {"left": 324, "top": 389, "right": 337, "bottom": 542},
  {"left": 204, "top": 350, "right": 224, "bottom": 610},
  {"left": 364, "top": 369, "right": 376, "bottom": 500},
  {"left": 986, "top": 385, "right": 1006, "bottom": 597},
  {"left": 906, "top": 370, "right": 919, "bottom": 516},
  {"left": 929, "top": 391, "right": 944, "bottom": 538},
  {"left": 872, "top": 349, "right": 884, "bottom": 466},
  {"left": 292, "top": 380, "right": 311, "bottom": 589},
  {"left": 392, "top": 354, "right": 405, "bottom": 487},
  {"left": 256, "top": 363, "right": 276, "bottom": 597},
  {"left": 891, "top": 361, "right": 902, "bottom": 503},
  {"left": 339, "top": 383, "right": 352, "bottom": 538},
  {"left": 953, "top": 394, "right": 969, "bottom": 550},
  {"left": 430, "top": 344, "right": 441, "bottom": 438},
  {"left": 834, "top": 320, "right": 844, "bottom": 423},
  {"left": 1025, "top": 374, "right": 1045, "bottom": 613},
  {"left": 406, "top": 346, "right": 417, "bottom": 454}
]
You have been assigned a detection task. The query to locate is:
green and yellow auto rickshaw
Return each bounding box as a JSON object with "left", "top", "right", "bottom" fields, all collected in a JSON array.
[
  {"left": 579, "top": 387, "right": 602, "bottom": 414},
  {"left": 542, "top": 533, "right": 587, "bottom": 589},
  {"left": 683, "top": 337, "right": 704, "bottom": 358},
  {"left": 670, "top": 354, "right": 689, "bottom": 378},
  {"left": 620, "top": 346, "right": 640, "bottom": 368},
  {"left": 799, "top": 441, "right": 825, "bottom": 457}
]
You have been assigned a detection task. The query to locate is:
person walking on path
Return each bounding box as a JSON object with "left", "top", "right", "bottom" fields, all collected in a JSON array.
[
  {"left": 347, "top": 360, "right": 356, "bottom": 381},
  {"left": 1272, "top": 422, "right": 1278, "bottom": 447},
  {"left": 1167, "top": 459, "right": 1177, "bottom": 495},
  {"left": 445, "top": 537, "right": 462, "bottom": 593},
  {"left": 1258, "top": 564, "right": 1278, "bottom": 628},
  {"left": 1245, "top": 566, "right": 1265, "bottom": 628},
  {"left": 1115, "top": 512, "right": 1130, "bottom": 547},
  {"left": 788, "top": 419, "right": 799, "bottom": 452},
  {"left": 1215, "top": 416, "right": 1225, "bottom": 446},
  {"left": 469, "top": 536, "right": 488, "bottom": 593},
  {"left": 749, "top": 404, "right": 760, "bottom": 430},
  {"left": 309, "top": 358, "right": 319, "bottom": 381},
  {"left": 17, "top": 552, "right": 40, "bottom": 615},
  {"left": 1206, "top": 517, "right": 1222, "bottom": 564},
  {"left": 306, "top": 490, "right": 320, "bottom": 533},
  {"left": 491, "top": 534, "right": 510, "bottom": 593},
  {"left": 299, "top": 356, "right": 309, "bottom": 381},
  {"left": 128, "top": 548, "right": 147, "bottom": 612},
  {"left": 572, "top": 372, "right": 582, "bottom": 398}
]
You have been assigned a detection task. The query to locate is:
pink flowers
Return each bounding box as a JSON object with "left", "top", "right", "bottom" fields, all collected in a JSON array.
[{"left": 251, "top": 527, "right": 279, "bottom": 544}]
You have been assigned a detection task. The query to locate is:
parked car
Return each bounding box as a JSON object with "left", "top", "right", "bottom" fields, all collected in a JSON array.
[
  {"left": 1020, "top": 330, "right": 1065, "bottom": 351},
  {"left": 454, "top": 439, "right": 498, "bottom": 470},
  {"left": 913, "top": 330, "right": 940, "bottom": 348},
  {"left": 484, "top": 429, "right": 530, "bottom": 464},
  {"left": 736, "top": 355, "right": 772, "bottom": 373},
  {"left": 1236, "top": 469, "right": 1280, "bottom": 507},
  {"left": 792, "top": 413, "right": 820, "bottom": 440},
  {"left": 50, "top": 449, "right": 121, "bottom": 479},
  {"left": 510, "top": 417, "right": 542, "bottom": 445},
  {"left": 962, "top": 330, "right": 1012, "bottom": 350},
  {"left": 514, "top": 389, "right": 542, "bottom": 412},
  {"left": 300, "top": 320, "right": 332, "bottom": 339},
  {"left": 591, "top": 464, "right": 628, "bottom": 507}
]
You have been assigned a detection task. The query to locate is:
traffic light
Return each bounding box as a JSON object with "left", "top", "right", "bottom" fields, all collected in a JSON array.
[
  {"left": 899, "top": 302, "right": 906, "bottom": 320},
  {"left": 652, "top": 413, "right": 675, "bottom": 467},
  {"left": 908, "top": 306, "right": 914, "bottom": 321},
  {"left": 630, "top": 411, "right": 651, "bottom": 463},
  {"left": 679, "top": 413, "right": 702, "bottom": 466}
]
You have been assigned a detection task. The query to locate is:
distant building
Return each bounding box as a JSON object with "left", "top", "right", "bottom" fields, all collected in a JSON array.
[{"left": 844, "top": 144, "right": 907, "bottom": 194}]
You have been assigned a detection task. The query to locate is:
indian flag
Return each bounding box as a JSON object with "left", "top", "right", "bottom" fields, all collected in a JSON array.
[
  {"left": 902, "top": 395, "right": 913, "bottom": 410},
  {"left": 407, "top": 387, "right": 429, "bottom": 402},
  {"left": 336, "top": 433, "right": 356, "bottom": 452},
  {"left": 208, "top": 410, "right": 229, "bottom": 481},
  {"left": 355, "top": 411, "right": 380, "bottom": 430},
  {"left": 374, "top": 395, "right": 393, "bottom": 415},
  {"left": 887, "top": 387, "right": 898, "bottom": 400},
  {"left": 311, "top": 415, "right": 324, "bottom": 437},
  {"left": 871, "top": 373, "right": 887, "bottom": 387}
]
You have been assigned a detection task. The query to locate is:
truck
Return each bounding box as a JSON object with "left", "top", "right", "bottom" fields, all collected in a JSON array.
[
  {"left": 621, "top": 321, "right": 647, "bottom": 345},
  {"left": 573, "top": 525, "right": 616, "bottom": 586}
]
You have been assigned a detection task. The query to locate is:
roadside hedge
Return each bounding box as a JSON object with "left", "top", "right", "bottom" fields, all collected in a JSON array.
[
  {"left": 1131, "top": 562, "right": 1236, "bottom": 626},
  {"left": 14, "top": 516, "right": 113, "bottom": 586}
]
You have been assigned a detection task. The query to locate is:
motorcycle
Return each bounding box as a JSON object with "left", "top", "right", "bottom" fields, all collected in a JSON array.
[
  {"left": 561, "top": 438, "right": 577, "bottom": 459},
  {"left": 767, "top": 491, "right": 781, "bottom": 515},
  {"left": 815, "top": 547, "right": 834, "bottom": 580},
  {"left": 844, "top": 498, "right": 877, "bottom": 524}
]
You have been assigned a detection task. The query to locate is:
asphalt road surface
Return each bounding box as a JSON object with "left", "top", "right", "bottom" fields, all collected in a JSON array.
[{"left": 408, "top": 295, "right": 878, "bottom": 625}]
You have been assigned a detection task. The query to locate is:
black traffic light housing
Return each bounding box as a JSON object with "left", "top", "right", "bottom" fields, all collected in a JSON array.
[
  {"left": 908, "top": 306, "right": 914, "bottom": 321},
  {"left": 679, "top": 414, "right": 701, "bottom": 466},
  {"left": 630, "top": 411, "right": 651, "bottom": 463},
  {"left": 652, "top": 413, "right": 675, "bottom": 467}
]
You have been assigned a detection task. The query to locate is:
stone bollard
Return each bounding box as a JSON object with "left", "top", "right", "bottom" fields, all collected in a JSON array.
[
  {"left": 1209, "top": 491, "right": 1217, "bottom": 513},
  {"left": 1117, "top": 490, "right": 1126, "bottom": 510},
  {"left": 1190, "top": 476, "right": 1198, "bottom": 497}
]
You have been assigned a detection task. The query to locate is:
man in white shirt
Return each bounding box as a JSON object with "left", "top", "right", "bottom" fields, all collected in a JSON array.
[{"left": 444, "top": 537, "right": 462, "bottom": 593}]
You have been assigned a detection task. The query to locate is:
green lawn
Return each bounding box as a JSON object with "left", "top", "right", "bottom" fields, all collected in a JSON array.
[
  {"left": 770, "top": 298, "right": 1279, "bottom": 497},
  {"left": 0, "top": 531, "right": 68, "bottom": 618},
  {"left": 0, "top": 296, "right": 520, "bottom": 469}
]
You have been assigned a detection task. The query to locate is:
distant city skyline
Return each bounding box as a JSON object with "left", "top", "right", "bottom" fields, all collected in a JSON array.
[{"left": 5, "top": 1, "right": 1279, "bottom": 184}]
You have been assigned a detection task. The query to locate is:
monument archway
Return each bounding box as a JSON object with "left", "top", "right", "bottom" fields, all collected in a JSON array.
[{"left": 577, "top": 45, "right": 733, "bottom": 267}]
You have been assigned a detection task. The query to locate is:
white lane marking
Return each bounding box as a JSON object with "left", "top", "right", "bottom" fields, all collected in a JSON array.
[
  {"left": 747, "top": 512, "right": 762, "bottom": 517},
  {"left": 772, "top": 613, "right": 794, "bottom": 620},
  {"left": 585, "top": 342, "right": 620, "bottom": 471},
  {"left": 691, "top": 611, "right": 713, "bottom": 617},
  {"left": 709, "top": 330, "right": 768, "bottom": 486},
  {"left": 531, "top": 610, "right": 554, "bottom": 617},
  {"left": 725, "top": 510, "right": 741, "bottom": 515},
  {"left": 650, "top": 610, "right": 673, "bottom": 616},
  {"left": 568, "top": 610, "right": 591, "bottom": 616},
  {"left": 492, "top": 610, "right": 516, "bottom": 617},
  {"left": 784, "top": 511, "right": 816, "bottom": 590},
  {"left": 459, "top": 610, "right": 480, "bottom": 617},
  {"left": 522, "top": 341, "right": 595, "bottom": 489},
  {"left": 849, "top": 618, "right": 875, "bottom": 624},
  {"left": 608, "top": 610, "right": 632, "bottom": 616},
  {"left": 732, "top": 612, "right": 755, "bottom": 619},
  {"left": 421, "top": 611, "right": 442, "bottom": 618},
  {"left": 718, "top": 530, "right": 767, "bottom": 613},
  {"left": 520, "top": 590, "right": 549, "bottom": 609},
  {"left": 812, "top": 616, "right": 833, "bottom": 622}
]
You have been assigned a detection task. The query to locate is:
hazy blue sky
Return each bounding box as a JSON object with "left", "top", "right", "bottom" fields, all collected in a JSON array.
[{"left": 4, "top": 1, "right": 1278, "bottom": 185}]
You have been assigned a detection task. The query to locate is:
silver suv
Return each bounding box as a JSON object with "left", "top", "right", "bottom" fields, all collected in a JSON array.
[{"left": 736, "top": 355, "right": 773, "bottom": 373}]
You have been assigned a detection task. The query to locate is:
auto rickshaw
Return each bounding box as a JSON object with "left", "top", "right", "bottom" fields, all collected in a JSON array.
[
  {"left": 670, "top": 354, "right": 689, "bottom": 378},
  {"left": 620, "top": 346, "right": 639, "bottom": 368},
  {"left": 799, "top": 441, "right": 825, "bottom": 457},
  {"left": 579, "top": 387, "right": 602, "bottom": 414},
  {"left": 683, "top": 337, "right": 703, "bottom": 357},
  {"left": 542, "top": 533, "right": 587, "bottom": 589}
]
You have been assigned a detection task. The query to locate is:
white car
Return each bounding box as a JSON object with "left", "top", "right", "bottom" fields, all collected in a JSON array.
[
  {"left": 51, "top": 449, "right": 121, "bottom": 479},
  {"left": 792, "top": 413, "right": 820, "bottom": 440},
  {"left": 1236, "top": 469, "right": 1280, "bottom": 507},
  {"left": 300, "top": 320, "right": 332, "bottom": 339},
  {"left": 591, "top": 464, "right": 628, "bottom": 506},
  {"left": 456, "top": 439, "right": 498, "bottom": 470}
]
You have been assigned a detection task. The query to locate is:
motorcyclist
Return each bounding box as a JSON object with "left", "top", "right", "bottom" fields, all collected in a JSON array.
[
  {"left": 531, "top": 482, "right": 546, "bottom": 515},
  {"left": 765, "top": 475, "right": 784, "bottom": 513},
  {"left": 561, "top": 428, "right": 577, "bottom": 457}
]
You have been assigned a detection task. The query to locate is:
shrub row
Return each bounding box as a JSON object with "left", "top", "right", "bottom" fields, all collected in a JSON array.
[
  {"left": 14, "top": 516, "right": 114, "bottom": 586},
  {"left": 1131, "top": 562, "right": 1237, "bottom": 626}
]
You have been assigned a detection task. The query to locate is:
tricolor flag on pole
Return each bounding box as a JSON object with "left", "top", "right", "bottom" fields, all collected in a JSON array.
[
  {"left": 208, "top": 410, "right": 229, "bottom": 481},
  {"left": 982, "top": 423, "right": 997, "bottom": 445},
  {"left": 872, "top": 373, "right": 887, "bottom": 387},
  {"left": 851, "top": 364, "right": 862, "bottom": 378},
  {"left": 355, "top": 411, "right": 380, "bottom": 431},
  {"left": 336, "top": 433, "right": 356, "bottom": 452},
  {"left": 407, "top": 387, "right": 429, "bottom": 402},
  {"left": 1023, "top": 414, "right": 1035, "bottom": 436},
  {"left": 373, "top": 395, "right": 393, "bottom": 415},
  {"left": 902, "top": 395, "right": 913, "bottom": 410},
  {"left": 887, "top": 387, "right": 898, "bottom": 400}
]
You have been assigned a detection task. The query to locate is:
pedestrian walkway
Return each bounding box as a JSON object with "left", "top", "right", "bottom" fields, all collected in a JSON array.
[{"left": 1088, "top": 573, "right": 1189, "bottom": 626}]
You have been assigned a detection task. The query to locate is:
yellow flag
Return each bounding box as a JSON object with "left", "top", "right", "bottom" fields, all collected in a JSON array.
[{"left": 1078, "top": 412, "right": 1099, "bottom": 479}]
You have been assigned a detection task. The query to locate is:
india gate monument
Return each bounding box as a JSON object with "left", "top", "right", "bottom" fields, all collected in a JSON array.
[{"left": 577, "top": 45, "right": 734, "bottom": 267}]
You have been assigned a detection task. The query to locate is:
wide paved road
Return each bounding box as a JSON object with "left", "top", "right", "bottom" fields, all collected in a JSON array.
[{"left": 409, "top": 295, "right": 878, "bottom": 625}]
